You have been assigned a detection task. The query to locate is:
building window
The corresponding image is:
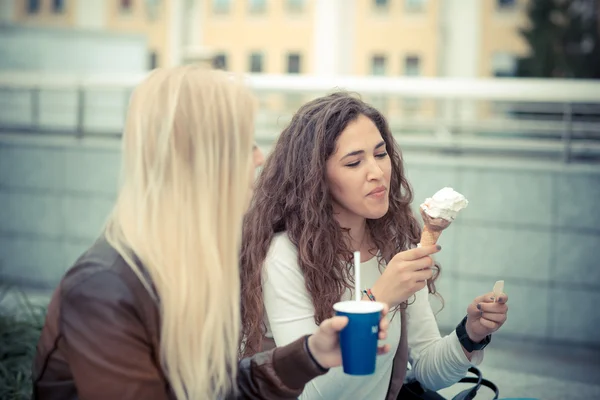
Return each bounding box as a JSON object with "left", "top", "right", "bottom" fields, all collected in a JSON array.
[
  {"left": 404, "top": 55, "right": 421, "bottom": 76},
  {"left": 374, "top": 0, "right": 388, "bottom": 9},
  {"left": 145, "top": 0, "right": 161, "bottom": 20},
  {"left": 287, "top": 53, "right": 301, "bottom": 74},
  {"left": 371, "top": 55, "right": 386, "bottom": 76},
  {"left": 286, "top": 0, "right": 304, "bottom": 13},
  {"left": 248, "top": 0, "right": 266, "bottom": 14},
  {"left": 213, "top": 0, "right": 230, "bottom": 14},
  {"left": 149, "top": 51, "right": 158, "bottom": 70},
  {"left": 492, "top": 52, "right": 517, "bottom": 77},
  {"left": 52, "top": 0, "right": 65, "bottom": 13},
  {"left": 120, "top": 0, "right": 133, "bottom": 12},
  {"left": 249, "top": 52, "right": 264, "bottom": 73},
  {"left": 213, "top": 53, "right": 228, "bottom": 70},
  {"left": 405, "top": 0, "right": 425, "bottom": 12},
  {"left": 497, "top": 0, "right": 516, "bottom": 9},
  {"left": 27, "top": 0, "right": 40, "bottom": 13}
]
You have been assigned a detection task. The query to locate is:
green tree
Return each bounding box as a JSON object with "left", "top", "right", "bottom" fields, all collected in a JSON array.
[{"left": 517, "top": 0, "right": 600, "bottom": 79}]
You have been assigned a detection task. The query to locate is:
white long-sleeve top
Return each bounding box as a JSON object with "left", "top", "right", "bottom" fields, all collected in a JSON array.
[{"left": 262, "top": 232, "right": 483, "bottom": 400}]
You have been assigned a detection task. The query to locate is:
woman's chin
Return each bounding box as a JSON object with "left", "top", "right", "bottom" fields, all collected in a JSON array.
[{"left": 363, "top": 204, "right": 389, "bottom": 220}]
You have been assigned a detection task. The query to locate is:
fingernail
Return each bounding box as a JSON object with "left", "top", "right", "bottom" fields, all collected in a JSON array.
[
  {"left": 490, "top": 296, "right": 495, "bottom": 302},
  {"left": 436, "top": 245, "right": 442, "bottom": 250},
  {"left": 498, "top": 297, "right": 504, "bottom": 303},
  {"left": 476, "top": 303, "right": 481, "bottom": 310},
  {"left": 480, "top": 310, "right": 484, "bottom": 317}
]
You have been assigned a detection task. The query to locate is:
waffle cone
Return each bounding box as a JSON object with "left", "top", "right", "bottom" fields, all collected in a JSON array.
[{"left": 420, "top": 226, "right": 442, "bottom": 246}]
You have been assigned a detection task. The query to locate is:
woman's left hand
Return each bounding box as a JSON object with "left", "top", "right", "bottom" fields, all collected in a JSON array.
[{"left": 465, "top": 292, "right": 509, "bottom": 343}]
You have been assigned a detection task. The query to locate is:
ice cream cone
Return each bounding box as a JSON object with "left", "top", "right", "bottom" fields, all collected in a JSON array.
[
  {"left": 418, "top": 187, "right": 468, "bottom": 247},
  {"left": 420, "top": 226, "right": 442, "bottom": 246}
]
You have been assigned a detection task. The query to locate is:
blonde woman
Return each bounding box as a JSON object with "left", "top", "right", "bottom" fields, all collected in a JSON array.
[{"left": 32, "top": 66, "right": 391, "bottom": 400}]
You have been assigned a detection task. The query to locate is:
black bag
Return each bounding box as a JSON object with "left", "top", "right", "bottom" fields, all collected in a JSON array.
[{"left": 398, "top": 367, "right": 499, "bottom": 400}]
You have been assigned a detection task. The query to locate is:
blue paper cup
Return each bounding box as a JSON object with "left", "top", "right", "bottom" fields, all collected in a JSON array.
[{"left": 333, "top": 300, "right": 385, "bottom": 375}]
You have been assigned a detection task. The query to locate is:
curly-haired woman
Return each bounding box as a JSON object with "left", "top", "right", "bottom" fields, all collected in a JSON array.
[{"left": 240, "top": 92, "right": 509, "bottom": 399}]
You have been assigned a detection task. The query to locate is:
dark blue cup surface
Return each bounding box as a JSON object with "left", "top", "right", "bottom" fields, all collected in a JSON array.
[{"left": 333, "top": 301, "right": 384, "bottom": 375}]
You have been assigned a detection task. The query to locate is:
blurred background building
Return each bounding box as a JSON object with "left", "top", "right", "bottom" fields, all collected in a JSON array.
[
  {"left": 0, "top": 0, "right": 545, "bottom": 77},
  {"left": 1, "top": 1, "right": 600, "bottom": 399}
]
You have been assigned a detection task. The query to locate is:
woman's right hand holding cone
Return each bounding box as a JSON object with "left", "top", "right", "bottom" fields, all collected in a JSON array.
[{"left": 370, "top": 245, "right": 441, "bottom": 308}]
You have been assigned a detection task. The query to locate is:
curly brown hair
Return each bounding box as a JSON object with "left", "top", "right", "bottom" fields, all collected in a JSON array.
[{"left": 240, "top": 91, "right": 439, "bottom": 357}]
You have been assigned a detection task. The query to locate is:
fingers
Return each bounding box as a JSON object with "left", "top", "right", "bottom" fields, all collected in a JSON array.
[
  {"left": 466, "top": 302, "right": 480, "bottom": 319},
  {"left": 479, "top": 317, "right": 500, "bottom": 331},
  {"left": 477, "top": 302, "right": 508, "bottom": 314},
  {"left": 380, "top": 303, "right": 390, "bottom": 318},
  {"left": 414, "top": 280, "right": 427, "bottom": 292},
  {"left": 379, "top": 314, "right": 389, "bottom": 331},
  {"left": 465, "top": 307, "right": 502, "bottom": 331},
  {"left": 467, "top": 301, "right": 508, "bottom": 329},
  {"left": 377, "top": 344, "right": 391, "bottom": 355},
  {"left": 480, "top": 312, "right": 507, "bottom": 324},
  {"left": 414, "top": 268, "right": 434, "bottom": 282},
  {"left": 414, "top": 256, "right": 436, "bottom": 271},
  {"left": 377, "top": 305, "right": 390, "bottom": 340},
  {"left": 394, "top": 245, "right": 441, "bottom": 262},
  {"left": 473, "top": 292, "right": 509, "bottom": 304},
  {"left": 378, "top": 319, "right": 389, "bottom": 341},
  {"left": 473, "top": 292, "right": 496, "bottom": 304},
  {"left": 320, "top": 316, "right": 349, "bottom": 334},
  {"left": 389, "top": 255, "right": 436, "bottom": 272},
  {"left": 495, "top": 293, "right": 508, "bottom": 304},
  {"left": 392, "top": 255, "right": 435, "bottom": 273}
]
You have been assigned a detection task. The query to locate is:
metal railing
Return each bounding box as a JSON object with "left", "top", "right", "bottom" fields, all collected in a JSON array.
[{"left": 1, "top": 71, "right": 599, "bottom": 163}]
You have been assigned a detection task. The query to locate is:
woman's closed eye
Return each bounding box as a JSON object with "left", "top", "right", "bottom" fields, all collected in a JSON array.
[{"left": 345, "top": 152, "right": 388, "bottom": 168}]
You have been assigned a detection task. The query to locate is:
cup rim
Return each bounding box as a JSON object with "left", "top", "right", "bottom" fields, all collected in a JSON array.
[{"left": 333, "top": 300, "right": 384, "bottom": 314}]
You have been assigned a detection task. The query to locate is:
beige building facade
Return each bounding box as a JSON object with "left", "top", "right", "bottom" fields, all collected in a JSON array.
[
  {"left": 197, "top": 0, "right": 442, "bottom": 76},
  {"left": 198, "top": 0, "right": 316, "bottom": 74},
  {"left": 2, "top": 0, "right": 553, "bottom": 78},
  {"left": 197, "top": 0, "right": 531, "bottom": 78},
  {"left": 352, "top": 0, "right": 440, "bottom": 76},
  {"left": 6, "top": 0, "right": 173, "bottom": 69}
]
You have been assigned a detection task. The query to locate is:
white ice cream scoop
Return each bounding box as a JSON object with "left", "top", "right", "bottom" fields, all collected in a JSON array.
[
  {"left": 418, "top": 187, "right": 469, "bottom": 246},
  {"left": 420, "top": 187, "right": 469, "bottom": 222}
]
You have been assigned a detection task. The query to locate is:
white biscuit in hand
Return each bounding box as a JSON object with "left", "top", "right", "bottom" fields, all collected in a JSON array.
[{"left": 493, "top": 280, "right": 504, "bottom": 302}]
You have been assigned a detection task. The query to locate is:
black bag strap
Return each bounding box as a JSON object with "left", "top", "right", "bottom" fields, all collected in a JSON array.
[{"left": 452, "top": 367, "right": 499, "bottom": 400}]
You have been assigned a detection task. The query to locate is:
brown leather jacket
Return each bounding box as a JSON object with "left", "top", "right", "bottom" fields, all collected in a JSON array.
[{"left": 32, "top": 237, "right": 328, "bottom": 400}]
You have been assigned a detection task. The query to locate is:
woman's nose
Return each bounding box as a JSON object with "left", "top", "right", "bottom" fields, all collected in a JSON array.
[{"left": 366, "top": 158, "right": 384, "bottom": 180}]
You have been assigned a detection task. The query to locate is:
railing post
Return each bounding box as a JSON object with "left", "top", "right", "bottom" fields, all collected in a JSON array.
[
  {"left": 31, "top": 87, "right": 40, "bottom": 131},
  {"left": 562, "top": 102, "right": 573, "bottom": 163},
  {"left": 452, "top": 97, "right": 459, "bottom": 138},
  {"left": 76, "top": 87, "right": 85, "bottom": 138},
  {"left": 123, "top": 88, "right": 131, "bottom": 137}
]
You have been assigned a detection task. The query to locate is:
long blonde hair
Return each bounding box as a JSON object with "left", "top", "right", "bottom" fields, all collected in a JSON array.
[{"left": 105, "top": 66, "right": 256, "bottom": 399}]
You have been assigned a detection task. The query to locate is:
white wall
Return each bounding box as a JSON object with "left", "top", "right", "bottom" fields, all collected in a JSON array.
[
  {"left": 74, "top": 0, "right": 107, "bottom": 30},
  {"left": 312, "top": 0, "right": 355, "bottom": 76},
  {"left": 0, "top": 24, "right": 148, "bottom": 73},
  {"left": 170, "top": 0, "right": 185, "bottom": 66},
  {"left": 439, "top": 0, "right": 481, "bottom": 78},
  {"left": 1, "top": 134, "right": 599, "bottom": 349}
]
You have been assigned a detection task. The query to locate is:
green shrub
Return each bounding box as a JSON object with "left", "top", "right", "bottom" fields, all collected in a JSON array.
[{"left": 0, "top": 285, "right": 46, "bottom": 400}]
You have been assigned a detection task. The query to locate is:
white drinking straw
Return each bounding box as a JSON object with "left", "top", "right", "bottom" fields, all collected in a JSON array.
[{"left": 354, "top": 251, "right": 361, "bottom": 301}]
